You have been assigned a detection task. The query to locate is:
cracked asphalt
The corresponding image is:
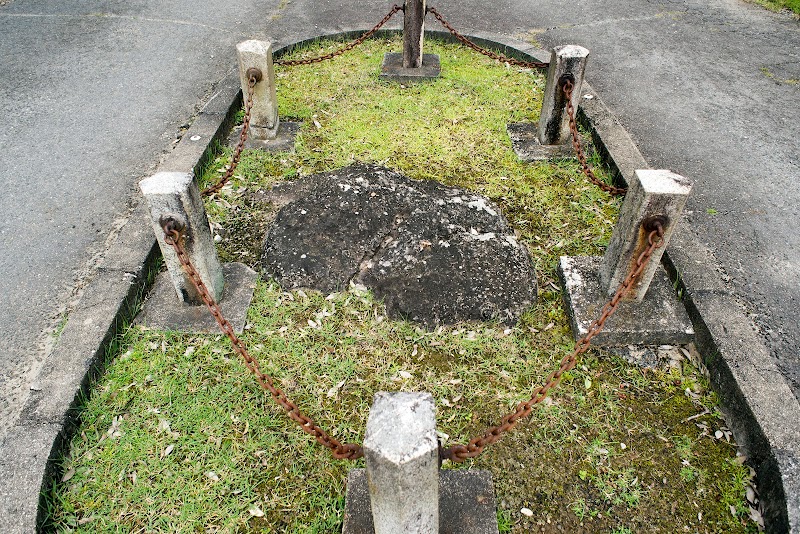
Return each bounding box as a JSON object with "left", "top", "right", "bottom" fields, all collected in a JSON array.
[{"left": 0, "top": 0, "right": 798, "bottom": 464}]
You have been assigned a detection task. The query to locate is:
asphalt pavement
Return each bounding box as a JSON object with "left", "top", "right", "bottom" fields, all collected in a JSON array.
[{"left": 0, "top": 0, "right": 798, "bottom": 531}]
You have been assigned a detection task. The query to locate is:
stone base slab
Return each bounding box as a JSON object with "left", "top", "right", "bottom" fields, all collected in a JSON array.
[
  {"left": 508, "top": 122, "right": 592, "bottom": 161},
  {"left": 228, "top": 120, "right": 301, "bottom": 152},
  {"left": 558, "top": 256, "right": 694, "bottom": 346},
  {"left": 343, "top": 468, "right": 499, "bottom": 534},
  {"left": 380, "top": 52, "right": 441, "bottom": 82},
  {"left": 136, "top": 262, "right": 257, "bottom": 333}
]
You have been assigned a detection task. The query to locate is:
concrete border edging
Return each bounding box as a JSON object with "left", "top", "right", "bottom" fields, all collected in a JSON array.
[{"left": 0, "top": 28, "right": 796, "bottom": 533}]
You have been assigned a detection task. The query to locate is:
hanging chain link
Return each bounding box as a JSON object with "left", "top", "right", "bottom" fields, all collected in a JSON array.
[
  {"left": 563, "top": 78, "right": 627, "bottom": 196},
  {"left": 426, "top": 6, "right": 548, "bottom": 69},
  {"left": 160, "top": 219, "right": 364, "bottom": 460},
  {"left": 202, "top": 70, "right": 259, "bottom": 197},
  {"left": 161, "top": 218, "right": 662, "bottom": 463},
  {"left": 440, "top": 222, "right": 665, "bottom": 463},
  {"left": 274, "top": 5, "right": 403, "bottom": 67}
]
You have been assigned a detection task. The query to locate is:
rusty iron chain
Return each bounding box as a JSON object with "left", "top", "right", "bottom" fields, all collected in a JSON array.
[
  {"left": 563, "top": 78, "right": 627, "bottom": 196},
  {"left": 160, "top": 219, "right": 364, "bottom": 461},
  {"left": 426, "top": 6, "right": 548, "bottom": 69},
  {"left": 161, "top": 216, "right": 662, "bottom": 463},
  {"left": 441, "top": 222, "right": 665, "bottom": 463},
  {"left": 202, "top": 70, "right": 259, "bottom": 197},
  {"left": 274, "top": 5, "right": 403, "bottom": 67}
]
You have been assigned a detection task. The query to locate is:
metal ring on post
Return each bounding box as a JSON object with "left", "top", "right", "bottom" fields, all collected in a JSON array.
[
  {"left": 642, "top": 215, "right": 669, "bottom": 234},
  {"left": 246, "top": 66, "right": 263, "bottom": 84}
]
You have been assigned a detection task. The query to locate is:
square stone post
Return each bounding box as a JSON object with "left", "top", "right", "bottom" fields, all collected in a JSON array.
[
  {"left": 139, "top": 172, "right": 224, "bottom": 304},
  {"left": 236, "top": 40, "right": 279, "bottom": 140},
  {"left": 381, "top": 1, "right": 440, "bottom": 82},
  {"left": 557, "top": 169, "right": 695, "bottom": 346},
  {"left": 537, "top": 45, "right": 589, "bottom": 146},
  {"left": 600, "top": 169, "right": 693, "bottom": 301},
  {"left": 363, "top": 392, "right": 439, "bottom": 534},
  {"left": 403, "top": 0, "right": 427, "bottom": 68}
]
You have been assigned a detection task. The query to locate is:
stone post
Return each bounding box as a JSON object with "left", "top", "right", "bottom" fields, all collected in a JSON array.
[
  {"left": 403, "top": 0, "right": 427, "bottom": 68},
  {"left": 600, "top": 169, "right": 693, "bottom": 301},
  {"left": 537, "top": 45, "right": 590, "bottom": 146},
  {"left": 139, "top": 172, "right": 224, "bottom": 305},
  {"left": 363, "top": 392, "right": 439, "bottom": 534},
  {"left": 236, "top": 40, "right": 279, "bottom": 140}
]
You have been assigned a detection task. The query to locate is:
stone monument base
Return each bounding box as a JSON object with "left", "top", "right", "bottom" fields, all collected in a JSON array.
[
  {"left": 507, "top": 122, "right": 593, "bottom": 161},
  {"left": 136, "top": 262, "right": 257, "bottom": 333},
  {"left": 380, "top": 53, "right": 441, "bottom": 82},
  {"left": 558, "top": 256, "right": 694, "bottom": 346},
  {"left": 343, "top": 469, "right": 499, "bottom": 534},
  {"left": 228, "top": 121, "right": 301, "bottom": 153}
]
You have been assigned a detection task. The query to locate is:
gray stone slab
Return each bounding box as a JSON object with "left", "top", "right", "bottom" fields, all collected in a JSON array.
[
  {"left": 380, "top": 53, "right": 441, "bottom": 82},
  {"left": 507, "top": 122, "right": 593, "bottom": 161},
  {"left": 261, "top": 163, "right": 537, "bottom": 328},
  {"left": 577, "top": 81, "right": 646, "bottom": 188},
  {"left": 558, "top": 255, "right": 694, "bottom": 346},
  {"left": 0, "top": 421, "right": 62, "bottom": 534},
  {"left": 137, "top": 262, "right": 256, "bottom": 333},
  {"left": 228, "top": 120, "right": 302, "bottom": 153},
  {"left": 662, "top": 223, "right": 730, "bottom": 296},
  {"left": 686, "top": 290, "right": 800, "bottom": 532},
  {"left": 22, "top": 269, "right": 141, "bottom": 425},
  {"left": 159, "top": 112, "right": 232, "bottom": 176},
  {"left": 343, "top": 469, "right": 499, "bottom": 534},
  {"left": 97, "top": 200, "right": 159, "bottom": 278}
]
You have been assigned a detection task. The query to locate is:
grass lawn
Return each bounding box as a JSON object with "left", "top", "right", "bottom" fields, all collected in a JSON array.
[
  {"left": 750, "top": 0, "right": 800, "bottom": 14},
  {"left": 44, "top": 37, "right": 759, "bottom": 533}
]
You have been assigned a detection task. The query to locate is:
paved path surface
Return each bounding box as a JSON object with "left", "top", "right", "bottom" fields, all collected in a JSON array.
[{"left": 0, "top": 0, "right": 797, "bottom": 527}]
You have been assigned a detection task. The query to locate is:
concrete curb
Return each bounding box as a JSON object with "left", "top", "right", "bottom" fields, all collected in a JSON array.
[{"left": 1, "top": 29, "right": 796, "bottom": 533}]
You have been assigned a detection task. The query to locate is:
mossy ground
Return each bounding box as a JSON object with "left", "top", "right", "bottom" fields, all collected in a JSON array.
[{"left": 45, "top": 37, "right": 758, "bottom": 533}]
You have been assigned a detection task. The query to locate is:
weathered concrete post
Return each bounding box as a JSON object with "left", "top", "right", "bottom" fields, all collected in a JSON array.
[
  {"left": 381, "top": 1, "right": 440, "bottom": 82},
  {"left": 363, "top": 392, "right": 439, "bottom": 534},
  {"left": 537, "top": 45, "right": 590, "bottom": 146},
  {"left": 236, "top": 39, "right": 279, "bottom": 140},
  {"left": 403, "top": 0, "right": 427, "bottom": 68},
  {"left": 557, "top": 169, "right": 695, "bottom": 346},
  {"left": 139, "top": 172, "right": 224, "bottom": 304},
  {"left": 600, "top": 169, "right": 693, "bottom": 301}
]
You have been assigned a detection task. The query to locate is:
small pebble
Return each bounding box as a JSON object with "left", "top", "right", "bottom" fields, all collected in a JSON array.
[
  {"left": 214, "top": 234, "right": 222, "bottom": 243},
  {"left": 520, "top": 507, "right": 533, "bottom": 517}
]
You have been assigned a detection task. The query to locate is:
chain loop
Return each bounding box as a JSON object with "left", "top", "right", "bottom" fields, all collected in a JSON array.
[
  {"left": 202, "top": 72, "right": 258, "bottom": 197},
  {"left": 160, "top": 220, "right": 364, "bottom": 461},
  {"left": 441, "top": 224, "right": 665, "bottom": 462},
  {"left": 426, "top": 6, "right": 548, "bottom": 69},
  {"left": 274, "top": 5, "right": 403, "bottom": 67},
  {"left": 563, "top": 78, "right": 627, "bottom": 196}
]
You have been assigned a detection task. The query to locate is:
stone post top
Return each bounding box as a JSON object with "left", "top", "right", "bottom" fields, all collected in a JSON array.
[
  {"left": 634, "top": 169, "right": 694, "bottom": 195},
  {"left": 364, "top": 392, "right": 437, "bottom": 464},
  {"left": 139, "top": 171, "right": 193, "bottom": 195},
  {"left": 553, "top": 44, "right": 589, "bottom": 58},
  {"left": 237, "top": 39, "right": 273, "bottom": 54}
]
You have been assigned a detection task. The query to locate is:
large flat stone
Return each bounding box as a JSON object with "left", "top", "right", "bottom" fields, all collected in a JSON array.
[
  {"left": 343, "top": 469, "right": 499, "bottom": 534},
  {"left": 261, "top": 163, "right": 537, "bottom": 327},
  {"left": 558, "top": 255, "right": 694, "bottom": 346}
]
